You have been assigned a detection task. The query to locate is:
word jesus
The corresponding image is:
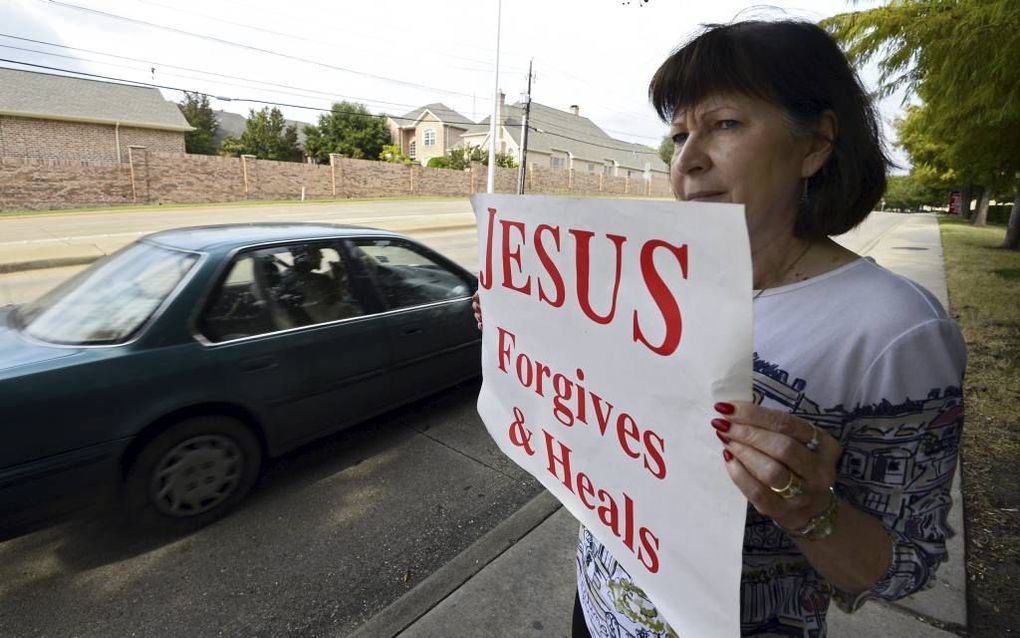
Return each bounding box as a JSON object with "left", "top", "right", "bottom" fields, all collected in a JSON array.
[{"left": 478, "top": 207, "right": 690, "bottom": 357}]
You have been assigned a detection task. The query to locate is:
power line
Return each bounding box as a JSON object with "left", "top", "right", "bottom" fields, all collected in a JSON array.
[
  {"left": 5, "top": 26, "right": 658, "bottom": 144},
  {"left": 128, "top": 0, "right": 528, "bottom": 74},
  {"left": 0, "top": 37, "right": 427, "bottom": 113},
  {"left": 41, "top": 0, "right": 476, "bottom": 98},
  {"left": 0, "top": 59, "right": 661, "bottom": 157}
]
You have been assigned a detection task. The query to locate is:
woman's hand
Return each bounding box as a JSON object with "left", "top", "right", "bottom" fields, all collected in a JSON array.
[
  {"left": 471, "top": 291, "right": 482, "bottom": 331},
  {"left": 712, "top": 401, "right": 841, "bottom": 531}
]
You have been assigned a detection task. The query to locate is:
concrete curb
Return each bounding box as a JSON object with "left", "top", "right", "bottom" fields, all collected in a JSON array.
[
  {"left": 0, "top": 255, "right": 103, "bottom": 275},
  {"left": 0, "top": 223, "right": 478, "bottom": 275},
  {"left": 348, "top": 491, "right": 562, "bottom": 638}
]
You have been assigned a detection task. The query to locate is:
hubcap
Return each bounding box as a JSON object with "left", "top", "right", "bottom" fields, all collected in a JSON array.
[{"left": 149, "top": 434, "right": 243, "bottom": 517}]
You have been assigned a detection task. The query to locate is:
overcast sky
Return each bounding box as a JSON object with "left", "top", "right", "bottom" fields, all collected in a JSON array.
[{"left": 0, "top": 0, "right": 909, "bottom": 168}]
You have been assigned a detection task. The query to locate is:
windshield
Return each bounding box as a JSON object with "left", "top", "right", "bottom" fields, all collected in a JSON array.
[{"left": 14, "top": 241, "right": 199, "bottom": 345}]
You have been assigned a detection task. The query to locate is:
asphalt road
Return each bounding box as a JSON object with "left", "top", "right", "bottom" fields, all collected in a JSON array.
[{"left": 0, "top": 381, "right": 542, "bottom": 638}]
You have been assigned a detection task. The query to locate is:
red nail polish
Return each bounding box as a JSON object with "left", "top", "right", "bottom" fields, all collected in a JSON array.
[
  {"left": 711, "top": 418, "right": 731, "bottom": 432},
  {"left": 723, "top": 449, "right": 734, "bottom": 462},
  {"left": 716, "top": 431, "right": 731, "bottom": 445},
  {"left": 714, "top": 402, "right": 735, "bottom": 415}
]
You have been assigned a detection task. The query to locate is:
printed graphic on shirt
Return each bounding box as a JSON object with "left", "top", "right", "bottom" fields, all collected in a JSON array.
[{"left": 576, "top": 354, "right": 963, "bottom": 638}]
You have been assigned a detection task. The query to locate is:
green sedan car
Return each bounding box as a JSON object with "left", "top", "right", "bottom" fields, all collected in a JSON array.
[{"left": 0, "top": 223, "right": 481, "bottom": 531}]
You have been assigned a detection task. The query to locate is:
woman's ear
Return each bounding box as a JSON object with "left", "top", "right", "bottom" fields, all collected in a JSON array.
[{"left": 801, "top": 110, "right": 837, "bottom": 178}]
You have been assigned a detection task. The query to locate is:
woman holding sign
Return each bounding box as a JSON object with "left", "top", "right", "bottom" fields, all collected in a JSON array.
[{"left": 475, "top": 18, "right": 966, "bottom": 638}]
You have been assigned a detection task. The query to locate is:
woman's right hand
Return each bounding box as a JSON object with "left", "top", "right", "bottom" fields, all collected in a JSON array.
[{"left": 471, "top": 291, "right": 482, "bottom": 331}]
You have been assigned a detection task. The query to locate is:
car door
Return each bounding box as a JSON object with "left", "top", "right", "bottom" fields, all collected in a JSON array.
[
  {"left": 343, "top": 237, "right": 480, "bottom": 400},
  {"left": 197, "top": 239, "right": 392, "bottom": 452}
]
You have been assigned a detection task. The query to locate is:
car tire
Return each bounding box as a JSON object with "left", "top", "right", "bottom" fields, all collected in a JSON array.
[{"left": 124, "top": 415, "right": 261, "bottom": 532}]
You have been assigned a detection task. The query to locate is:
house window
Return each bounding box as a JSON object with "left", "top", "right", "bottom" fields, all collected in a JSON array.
[
  {"left": 603, "top": 164, "right": 614, "bottom": 176},
  {"left": 423, "top": 129, "right": 436, "bottom": 146},
  {"left": 587, "top": 163, "right": 595, "bottom": 173},
  {"left": 409, "top": 141, "right": 416, "bottom": 159},
  {"left": 551, "top": 157, "right": 565, "bottom": 170}
]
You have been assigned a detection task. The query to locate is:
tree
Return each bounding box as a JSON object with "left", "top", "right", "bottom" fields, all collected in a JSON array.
[
  {"left": 493, "top": 151, "right": 519, "bottom": 169},
  {"left": 658, "top": 135, "right": 674, "bottom": 165},
  {"left": 379, "top": 144, "right": 412, "bottom": 165},
  {"left": 178, "top": 92, "right": 219, "bottom": 155},
  {"left": 425, "top": 144, "right": 516, "bottom": 170},
  {"left": 822, "top": 1, "right": 1020, "bottom": 247},
  {"left": 883, "top": 170, "right": 951, "bottom": 212},
  {"left": 304, "top": 101, "right": 391, "bottom": 163},
  {"left": 220, "top": 107, "right": 302, "bottom": 162}
]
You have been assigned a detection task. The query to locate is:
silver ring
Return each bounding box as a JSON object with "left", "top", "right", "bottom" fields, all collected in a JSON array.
[{"left": 806, "top": 424, "right": 820, "bottom": 452}]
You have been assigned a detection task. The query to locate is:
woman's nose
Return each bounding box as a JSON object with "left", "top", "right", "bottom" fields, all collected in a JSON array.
[{"left": 674, "top": 135, "right": 709, "bottom": 175}]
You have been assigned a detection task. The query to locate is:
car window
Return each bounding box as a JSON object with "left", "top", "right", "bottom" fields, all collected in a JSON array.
[
  {"left": 350, "top": 239, "right": 471, "bottom": 310},
  {"left": 199, "top": 255, "right": 274, "bottom": 343},
  {"left": 15, "top": 241, "right": 198, "bottom": 345},
  {"left": 201, "top": 241, "right": 365, "bottom": 342}
]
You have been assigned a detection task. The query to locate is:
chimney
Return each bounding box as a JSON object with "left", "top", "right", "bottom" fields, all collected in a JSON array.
[{"left": 570, "top": 104, "right": 579, "bottom": 116}]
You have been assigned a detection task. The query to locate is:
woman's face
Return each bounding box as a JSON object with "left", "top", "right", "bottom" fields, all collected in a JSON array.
[{"left": 669, "top": 93, "right": 818, "bottom": 238}]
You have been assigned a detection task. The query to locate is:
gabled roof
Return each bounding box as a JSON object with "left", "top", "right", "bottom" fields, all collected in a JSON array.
[
  {"left": 0, "top": 67, "right": 191, "bottom": 131},
  {"left": 213, "top": 110, "right": 312, "bottom": 148},
  {"left": 464, "top": 102, "right": 666, "bottom": 172},
  {"left": 389, "top": 102, "right": 474, "bottom": 129}
]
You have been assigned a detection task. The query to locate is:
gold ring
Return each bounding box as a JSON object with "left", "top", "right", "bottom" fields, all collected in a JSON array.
[
  {"left": 806, "top": 424, "right": 820, "bottom": 452},
  {"left": 770, "top": 472, "right": 803, "bottom": 499}
]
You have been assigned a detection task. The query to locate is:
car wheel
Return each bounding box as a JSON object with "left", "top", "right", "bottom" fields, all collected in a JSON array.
[{"left": 125, "top": 415, "right": 261, "bottom": 531}]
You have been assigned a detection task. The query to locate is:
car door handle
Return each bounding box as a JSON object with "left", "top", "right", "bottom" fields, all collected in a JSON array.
[
  {"left": 240, "top": 356, "right": 278, "bottom": 372},
  {"left": 401, "top": 326, "right": 423, "bottom": 336}
]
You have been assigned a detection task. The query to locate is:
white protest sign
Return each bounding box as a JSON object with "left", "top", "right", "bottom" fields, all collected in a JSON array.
[{"left": 473, "top": 194, "right": 751, "bottom": 638}]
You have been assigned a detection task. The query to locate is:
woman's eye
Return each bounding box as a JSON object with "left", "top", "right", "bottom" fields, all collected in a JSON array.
[
  {"left": 718, "top": 119, "right": 740, "bottom": 130},
  {"left": 671, "top": 132, "right": 689, "bottom": 146}
]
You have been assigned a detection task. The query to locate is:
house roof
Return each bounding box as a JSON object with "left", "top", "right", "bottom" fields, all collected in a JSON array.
[
  {"left": 0, "top": 67, "right": 192, "bottom": 131},
  {"left": 213, "top": 110, "right": 311, "bottom": 148},
  {"left": 389, "top": 102, "right": 473, "bottom": 130},
  {"left": 463, "top": 102, "right": 666, "bottom": 172}
]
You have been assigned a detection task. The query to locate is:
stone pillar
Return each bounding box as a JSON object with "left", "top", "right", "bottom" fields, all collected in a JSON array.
[
  {"left": 329, "top": 153, "right": 342, "bottom": 197},
  {"left": 241, "top": 154, "right": 257, "bottom": 199},
  {"left": 127, "top": 145, "right": 149, "bottom": 204}
]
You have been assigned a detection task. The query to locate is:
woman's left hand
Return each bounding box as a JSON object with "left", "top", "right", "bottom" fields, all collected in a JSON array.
[{"left": 713, "top": 401, "right": 841, "bottom": 531}]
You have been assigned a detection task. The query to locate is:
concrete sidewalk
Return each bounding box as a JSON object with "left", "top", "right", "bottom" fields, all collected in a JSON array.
[{"left": 352, "top": 213, "right": 968, "bottom": 637}]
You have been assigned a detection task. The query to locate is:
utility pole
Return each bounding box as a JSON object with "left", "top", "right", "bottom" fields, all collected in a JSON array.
[
  {"left": 486, "top": 0, "right": 502, "bottom": 194},
  {"left": 516, "top": 59, "right": 533, "bottom": 195}
]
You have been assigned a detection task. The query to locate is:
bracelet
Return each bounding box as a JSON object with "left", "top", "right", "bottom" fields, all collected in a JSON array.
[{"left": 776, "top": 487, "right": 840, "bottom": 541}]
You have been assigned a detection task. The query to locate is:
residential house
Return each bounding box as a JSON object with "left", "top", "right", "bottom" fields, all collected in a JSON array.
[
  {"left": 386, "top": 103, "right": 473, "bottom": 166},
  {"left": 459, "top": 95, "right": 667, "bottom": 179},
  {"left": 0, "top": 67, "right": 190, "bottom": 162}
]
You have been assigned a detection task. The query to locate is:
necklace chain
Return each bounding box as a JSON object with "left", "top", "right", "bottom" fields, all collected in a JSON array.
[{"left": 752, "top": 242, "right": 813, "bottom": 300}]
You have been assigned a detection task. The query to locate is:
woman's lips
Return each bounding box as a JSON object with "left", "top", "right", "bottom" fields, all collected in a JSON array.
[{"left": 686, "top": 191, "right": 726, "bottom": 202}]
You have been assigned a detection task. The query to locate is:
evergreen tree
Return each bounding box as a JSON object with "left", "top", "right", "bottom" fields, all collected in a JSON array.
[
  {"left": 220, "top": 107, "right": 303, "bottom": 162},
  {"left": 178, "top": 92, "right": 219, "bottom": 155}
]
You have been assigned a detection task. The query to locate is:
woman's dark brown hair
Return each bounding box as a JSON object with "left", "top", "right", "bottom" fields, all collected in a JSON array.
[{"left": 650, "top": 20, "right": 890, "bottom": 239}]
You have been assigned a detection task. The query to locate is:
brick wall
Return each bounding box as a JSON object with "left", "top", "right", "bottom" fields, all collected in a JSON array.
[
  {"left": 0, "top": 157, "right": 133, "bottom": 210},
  {"left": 0, "top": 115, "right": 184, "bottom": 163},
  {"left": 0, "top": 151, "right": 673, "bottom": 212}
]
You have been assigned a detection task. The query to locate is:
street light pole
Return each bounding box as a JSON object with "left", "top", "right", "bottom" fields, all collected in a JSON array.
[
  {"left": 486, "top": 0, "right": 502, "bottom": 194},
  {"left": 517, "top": 59, "right": 533, "bottom": 195}
]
